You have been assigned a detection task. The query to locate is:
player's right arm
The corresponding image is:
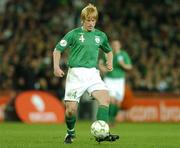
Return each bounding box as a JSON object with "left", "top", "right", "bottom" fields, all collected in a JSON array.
[
  {"left": 53, "top": 50, "right": 65, "bottom": 77},
  {"left": 53, "top": 31, "right": 73, "bottom": 77}
]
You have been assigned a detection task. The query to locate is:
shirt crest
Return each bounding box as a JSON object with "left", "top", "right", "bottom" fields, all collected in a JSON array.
[{"left": 95, "top": 36, "right": 100, "bottom": 44}]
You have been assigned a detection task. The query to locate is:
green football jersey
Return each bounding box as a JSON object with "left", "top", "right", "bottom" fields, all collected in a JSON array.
[
  {"left": 55, "top": 27, "right": 112, "bottom": 68},
  {"left": 105, "top": 50, "right": 132, "bottom": 78}
]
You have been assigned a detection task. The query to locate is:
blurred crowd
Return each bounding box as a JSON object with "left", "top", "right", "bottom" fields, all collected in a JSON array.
[{"left": 0, "top": 0, "right": 179, "bottom": 99}]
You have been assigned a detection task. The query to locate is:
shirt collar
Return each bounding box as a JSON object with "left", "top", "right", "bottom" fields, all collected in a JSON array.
[{"left": 81, "top": 26, "right": 95, "bottom": 32}]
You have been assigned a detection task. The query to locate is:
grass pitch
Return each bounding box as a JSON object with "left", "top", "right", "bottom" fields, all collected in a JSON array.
[{"left": 0, "top": 121, "right": 180, "bottom": 148}]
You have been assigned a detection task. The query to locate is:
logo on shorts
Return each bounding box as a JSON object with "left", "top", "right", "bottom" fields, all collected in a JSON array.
[
  {"left": 67, "top": 91, "right": 77, "bottom": 99},
  {"left": 59, "top": 39, "right": 67, "bottom": 47}
]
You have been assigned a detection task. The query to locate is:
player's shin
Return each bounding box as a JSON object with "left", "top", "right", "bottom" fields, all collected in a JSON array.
[
  {"left": 65, "top": 115, "right": 76, "bottom": 136},
  {"left": 109, "top": 103, "right": 119, "bottom": 123},
  {"left": 96, "top": 105, "right": 109, "bottom": 122}
]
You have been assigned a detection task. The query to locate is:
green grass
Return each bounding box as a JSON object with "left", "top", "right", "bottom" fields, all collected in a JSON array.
[{"left": 0, "top": 121, "right": 180, "bottom": 148}]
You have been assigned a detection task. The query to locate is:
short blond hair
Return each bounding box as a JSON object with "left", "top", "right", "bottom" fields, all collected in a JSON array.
[{"left": 81, "top": 3, "right": 98, "bottom": 21}]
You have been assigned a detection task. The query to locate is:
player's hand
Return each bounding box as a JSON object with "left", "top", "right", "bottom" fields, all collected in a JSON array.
[
  {"left": 106, "top": 61, "right": 113, "bottom": 71},
  {"left": 54, "top": 66, "right": 65, "bottom": 77},
  {"left": 119, "top": 60, "right": 125, "bottom": 66}
]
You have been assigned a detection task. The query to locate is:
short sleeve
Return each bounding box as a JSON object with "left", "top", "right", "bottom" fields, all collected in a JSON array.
[
  {"left": 125, "top": 53, "right": 132, "bottom": 65},
  {"left": 117, "top": 55, "right": 124, "bottom": 61},
  {"left": 54, "top": 31, "right": 73, "bottom": 52},
  {"left": 100, "top": 33, "right": 112, "bottom": 53}
]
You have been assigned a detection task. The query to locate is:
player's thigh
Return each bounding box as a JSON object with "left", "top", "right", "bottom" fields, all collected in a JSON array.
[
  {"left": 104, "top": 77, "right": 117, "bottom": 97},
  {"left": 64, "top": 68, "right": 87, "bottom": 102},
  {"left": 91, "top": 90, "right": 110, "bottom": 106},
  {"left": 64, "top": 85, "right": 85, "bottom": 102},
  {"left": 115, "top": 79, "right": 125, "bottom": 101},
  {"left": 104, "top": 77, "right": 125, "bottom": 100}
]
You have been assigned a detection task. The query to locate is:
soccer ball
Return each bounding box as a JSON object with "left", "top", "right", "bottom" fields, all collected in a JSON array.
[{"left": 91, "top": 120, "right": 109, "bottom": 138}]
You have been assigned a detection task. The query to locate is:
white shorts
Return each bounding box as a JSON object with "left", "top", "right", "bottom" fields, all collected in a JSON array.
[
  {"left": 64, "top": 67, "right": 108, "bottom": 102},
  {"left": 104, "top": 77, "right": 125, "bottom": 101}
]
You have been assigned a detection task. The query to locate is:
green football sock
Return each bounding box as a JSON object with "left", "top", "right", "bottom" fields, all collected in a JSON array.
[
  {"left": 97, "top": 105, "right": 109, "bottom": 122},
  {"left": 67, "top": 129, "right": 75, "bottom": 136},
  {"left": 65, "top": 115, "right": 76, "bottom": 133},
  {"left": 109, "top": 103, "right": 119, "bottom": 123}
]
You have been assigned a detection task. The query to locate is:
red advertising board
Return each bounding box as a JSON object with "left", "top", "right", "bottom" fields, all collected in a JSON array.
[
  {"left": 117, "top": 99, "right": 180, "bottom": 122},
  {"left": 116, "top": 86, "right": 180, "bottom": 122},
  {"left": 0, "top": 96, "right": 10, "bottom": 122},
  {"left": 15, "top": 91, "right": 65, "bottom": 123}
]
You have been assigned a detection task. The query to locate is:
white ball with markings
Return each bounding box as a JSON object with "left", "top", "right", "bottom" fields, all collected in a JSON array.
[{"left": 91, "top": 120, "right": 109, "bottom": 138}]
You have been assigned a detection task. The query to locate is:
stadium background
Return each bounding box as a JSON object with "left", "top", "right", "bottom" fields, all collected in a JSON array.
[
  {"left": 0, "top": 0, "right": 180, "bottom": 148},
  {"left": 0, "top": 0, "right": 179, "bottom": 122}
]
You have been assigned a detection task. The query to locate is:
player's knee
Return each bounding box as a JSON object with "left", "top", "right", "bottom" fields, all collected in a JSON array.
[
  {"left": 106, "top": 96, "right": 110, "bottom": 105},
  {"left": 66, "top": 106, "right": 77, "bottom": 116},
  {"left": 110, "top": 97, "right": 117, "bottom": 104},
  {"left": 100, "top": 96, "right": 110, "bottom": 106}
]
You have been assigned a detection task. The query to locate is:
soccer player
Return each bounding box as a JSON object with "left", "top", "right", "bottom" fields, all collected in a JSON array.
[
  {"left": 53, "top": 4, "right": 119, "bottom": 144},
  {"left": 99, "top": 39, "right": 132, "bottom": 125}
]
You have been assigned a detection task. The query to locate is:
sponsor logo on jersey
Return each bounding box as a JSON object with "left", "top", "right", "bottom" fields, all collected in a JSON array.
[
  {"left": 95, "top": 36, "right": 100, "bottom": 43},
  {"left": 59, "top": 39, "right": 67, "bottom": 47}
]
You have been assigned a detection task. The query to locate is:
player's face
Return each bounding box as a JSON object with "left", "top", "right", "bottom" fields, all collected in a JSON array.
[
  {"left": 111, "top": 40, "right": 121, "bottom": 53},
  {"left": 83, "top": 18, "right": 96, "bottom": 31}
]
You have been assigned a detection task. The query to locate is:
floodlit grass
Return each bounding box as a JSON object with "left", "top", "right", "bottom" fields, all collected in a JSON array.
[{"left": 0, "top": 121, "right": 180, "bottom": 148}]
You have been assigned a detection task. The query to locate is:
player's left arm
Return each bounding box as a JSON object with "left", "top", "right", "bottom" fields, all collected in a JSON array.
[
  {"left": 105, "top": 51, "right": 113, "bottom": 71},
  {"left": 119, "top": 60, "right": 132, "bottom": 71},
  {"left": 98, "top": 59, "right": 108, "bottom": 74},
  {"left": 100, "top": 33, "right": 113, "bottom": 71},
  {"left": 118, "top": 53, "right": 132, "bottom": 71}
]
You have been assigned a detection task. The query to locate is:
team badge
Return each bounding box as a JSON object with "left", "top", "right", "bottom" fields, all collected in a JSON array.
[
  {"left": 95, "top": 36, "right": 100, "bottom": 43},
  {"left": 59, "top": 39, "right": 67, "bottom": 47}
]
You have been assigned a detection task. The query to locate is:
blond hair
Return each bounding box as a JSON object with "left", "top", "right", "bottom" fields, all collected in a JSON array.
[{"left": 81, "top": 3, "right": 98, "bottom": 22}]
